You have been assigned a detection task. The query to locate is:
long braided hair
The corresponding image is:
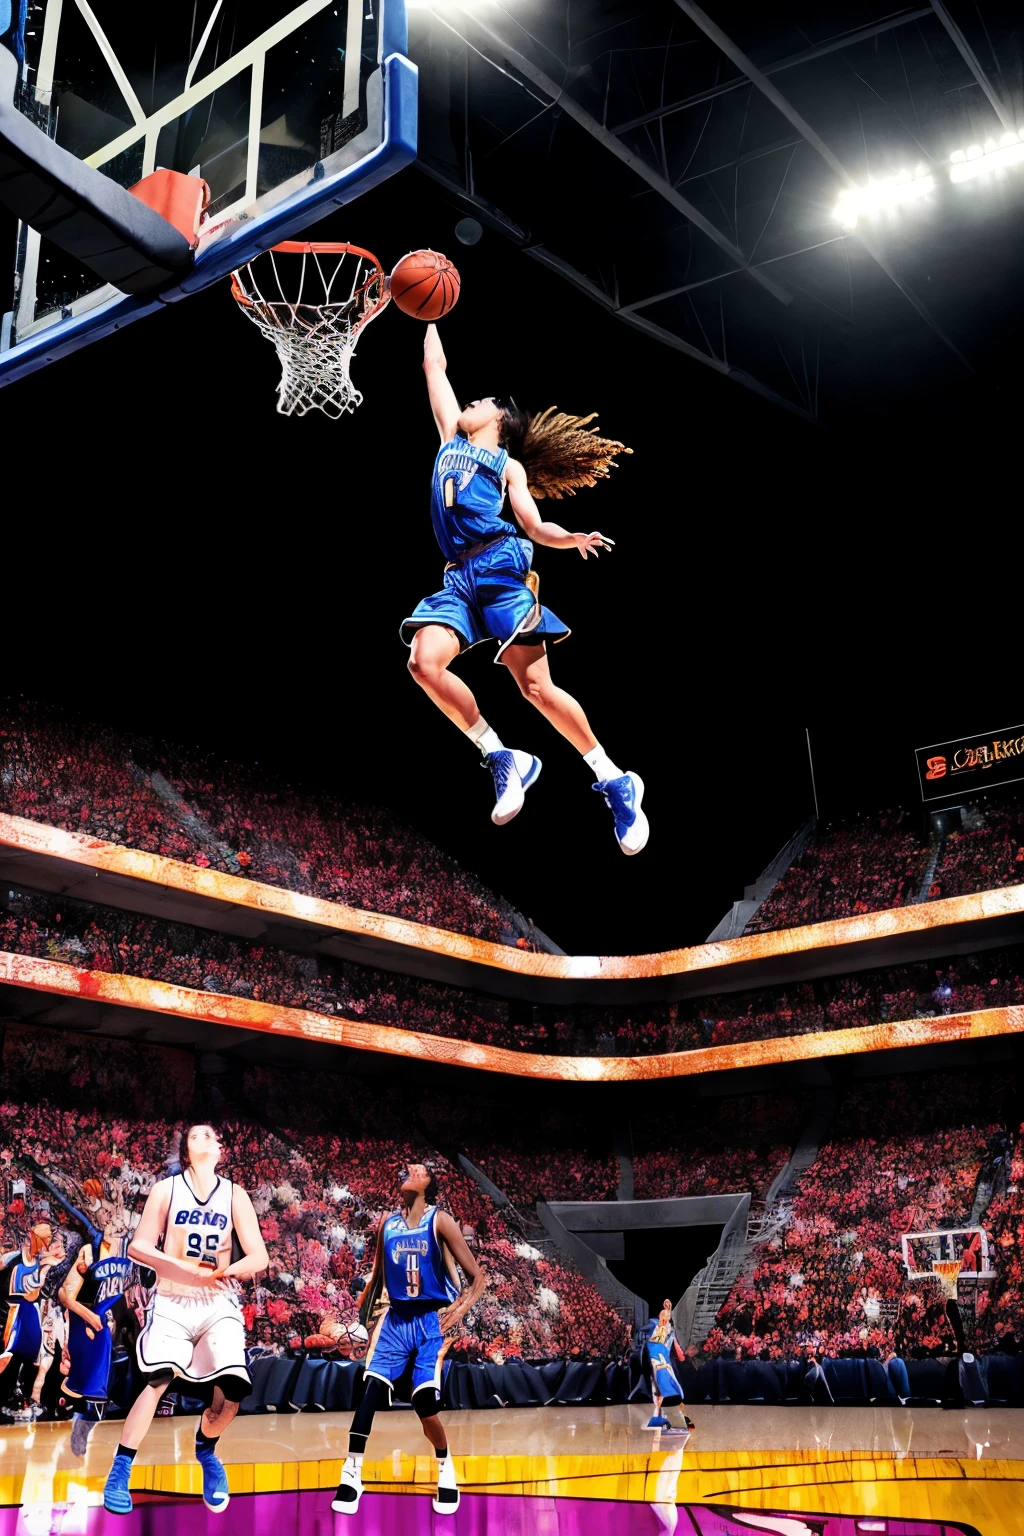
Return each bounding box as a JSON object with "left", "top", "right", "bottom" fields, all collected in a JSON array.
[{"left": 499, "top": 405, "right": 632, "bottom": 500}]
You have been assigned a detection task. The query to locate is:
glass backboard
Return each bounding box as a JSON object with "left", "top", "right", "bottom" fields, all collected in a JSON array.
[
  {"left": 0, "top": 0, "right": 415, "bottom": 381},
  {"left": 901, "top": 1226, "right": 996, "bottom": 1282}
]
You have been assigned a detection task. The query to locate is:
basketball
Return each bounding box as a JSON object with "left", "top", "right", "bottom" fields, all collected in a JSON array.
[{"left": 390, "top": 249, "right": 461, "bottom": 321}]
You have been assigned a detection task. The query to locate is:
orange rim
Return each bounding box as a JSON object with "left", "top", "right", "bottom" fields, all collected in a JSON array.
[{"left": 230, "top": 242, "right": 388, "bottom": 324}]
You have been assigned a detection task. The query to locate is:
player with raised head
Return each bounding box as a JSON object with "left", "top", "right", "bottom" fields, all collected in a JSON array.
[
  {"left": 102, "top": 1125, "right": 269, "bottom": 1518},
  {"left": 1, "top": 1223, "right": 65, "bottom": 1398},
  {"left": 23, "top": 1163, "right": 135, "bottom": 1451},
  {"left": 644, "top": 1299, "right": 693, "bottom": 1433},
  {"left": 56, "top": 1178, "right": 133, "bottom": 1453},
  {"left": 332, "top": 1162, "right": 486, "bottom": 1518},
  {"left": 402, "top": 324, "right": 648, "bottom": 855}
]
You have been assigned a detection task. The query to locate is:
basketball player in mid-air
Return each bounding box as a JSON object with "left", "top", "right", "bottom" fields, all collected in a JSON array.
[
  {"left": 402, "top": 323, "right": 648, "bottom": 855},
  {"left": 332, "top": 1162, "right": 486, "bottom": 1517},
  {"left": 102, "top": 1125, "right": 269, "bottom": 1516}
]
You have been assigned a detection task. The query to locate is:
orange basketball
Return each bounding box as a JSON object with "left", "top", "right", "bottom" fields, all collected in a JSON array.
[{"left": 390, "top": 249, "right": 461, "bottom": 321}]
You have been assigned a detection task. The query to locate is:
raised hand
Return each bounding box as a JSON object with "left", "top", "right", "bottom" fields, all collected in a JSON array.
[{"left": 572, "top": 531, "right": 615, "bottom": 560}]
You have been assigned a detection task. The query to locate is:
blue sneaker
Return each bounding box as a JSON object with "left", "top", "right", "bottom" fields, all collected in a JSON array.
[
  {"left": 483, "top": 749, "right": 541, "bottom": 825},
  {"left": 103, "top": 1454, "right": 134, "bottom": 1516},
  {"left": 197, "top": 1448, "right": 230, "bottom": 1514},
  {"left": 593, "top": 771, "right": 649, "bottom": 855},
  {"left": 646, "top": 1414, "right": 671, "bottom": 1429},
  {"left": 70, "top": 1414, "right": 94, "bottom": 1458}
]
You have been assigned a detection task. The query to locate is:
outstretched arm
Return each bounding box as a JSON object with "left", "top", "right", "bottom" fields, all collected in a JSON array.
[
  {"left": 423, "top": 323, "right": 461, "bottom": 442},
  {"left": 30, "top": 1167, "right": 102, "bottom": 1250},
  {"left": 506, "top": 459, "right": 614, "bottom": 559},
  {"left": 59, "top": 1246, "right": 103, "bottom": 1334},
  {"left": 434, "top": 1211, "right": 487, "bottom": 1334}
]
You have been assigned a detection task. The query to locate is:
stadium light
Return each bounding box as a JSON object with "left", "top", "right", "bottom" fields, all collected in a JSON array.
[
  {"left": 950, "top": 130, "right": 1024, "bottom": 182},
  {"left": 833, "top": 167, "right": 935, "bottom": 229}
]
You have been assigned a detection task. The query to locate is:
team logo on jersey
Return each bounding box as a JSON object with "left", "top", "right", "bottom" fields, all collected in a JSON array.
[{"left": 174, "top": 1210, "right": 228, "bottom": 1229}]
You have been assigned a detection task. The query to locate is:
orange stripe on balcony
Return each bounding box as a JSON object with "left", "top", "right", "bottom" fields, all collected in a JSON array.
[
  {"left": 2, "top": 950, "right": 1023, "bottom": 1081},
  {"left": 4, "top": 812, "right": 1024, "bottom": 985}
]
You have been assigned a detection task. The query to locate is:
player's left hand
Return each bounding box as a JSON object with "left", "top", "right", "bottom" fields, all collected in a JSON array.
[{"left": 572, "top": 531, "right": 615, "bottom": 560}]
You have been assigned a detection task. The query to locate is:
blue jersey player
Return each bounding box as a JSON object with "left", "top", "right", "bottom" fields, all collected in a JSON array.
[
  {"left": 401, "top": 323, "right": 649, "bottom": 855},
  {"left": 52, "top": 1183, "right": 133, "bottom": 1455},
  {"left": 0, "top": 1223, "right": 64, "bottom": 1397},
  {"left": 332, "top": 1163, "right": 486, "bottom": 1519},
  {"left": 644, "top": 1301, "right": 693, "bottom": 1432}
]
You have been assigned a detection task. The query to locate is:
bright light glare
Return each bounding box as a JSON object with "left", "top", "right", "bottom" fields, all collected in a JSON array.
[
  {"left": 833, "top": 168, "right": 934, "bottom": 229},
  {"left": 950, "top": 129, "right": 1024, "bottom": 182}
]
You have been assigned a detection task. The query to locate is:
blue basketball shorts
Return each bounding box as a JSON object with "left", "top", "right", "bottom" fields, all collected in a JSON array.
[
  {"left": 400, "top": 535, "right": 570, "bottom": 660},
  {"left": 654, "top": 1362, "right": 683, "bottom": 1402},
  {"left": 1, "top": 1299, "right": 41, "bottom": 1362},
  {"left": 363, "top": 1307, "right": 451, "bottom": 1398},
  {"left": 65, "top": 1314, "right": 113, "bottom": 1401}
]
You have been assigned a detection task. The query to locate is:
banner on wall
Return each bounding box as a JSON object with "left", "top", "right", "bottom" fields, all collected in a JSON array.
[{"left": 916, "top": 725, "right": 1024, "bottom": 803}]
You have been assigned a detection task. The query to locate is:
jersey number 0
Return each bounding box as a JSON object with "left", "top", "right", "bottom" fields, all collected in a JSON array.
[{"left": 405, "top": 1252, "right": 420, "bottom": 1298}]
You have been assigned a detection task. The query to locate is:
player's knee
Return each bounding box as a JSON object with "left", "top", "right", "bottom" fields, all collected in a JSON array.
[
  {"left": 413, "top": 1388, "right": 441, "bottom": 1420},
  {"left": 408, "top": 651, "right": 441, "bottom": 687}
]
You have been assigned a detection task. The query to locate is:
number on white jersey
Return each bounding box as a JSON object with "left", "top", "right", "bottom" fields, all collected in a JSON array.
[{"left": 186, "top": 1231, "right": 221, "bottom": 1262}]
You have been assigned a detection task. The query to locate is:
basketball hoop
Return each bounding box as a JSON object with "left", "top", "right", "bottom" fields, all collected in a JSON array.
[
  {"left": 932, "top": 1259, "right": 962, "bottom": 1301},
  {"left": 230, "top": 242, "right": 390, "bottom": 418}
]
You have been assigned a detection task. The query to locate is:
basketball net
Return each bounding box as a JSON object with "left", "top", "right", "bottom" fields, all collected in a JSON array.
[
  {"left": 230, "top": 242, "right": 390, "bottom": 418},
  {"left": 932, "top": 1259, "right": 962, "bottom": 1301}
]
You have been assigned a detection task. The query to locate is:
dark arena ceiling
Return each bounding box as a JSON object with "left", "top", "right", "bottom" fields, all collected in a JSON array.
[{"left": 411, "top": 0, "right": 1024, "bottom": 427}]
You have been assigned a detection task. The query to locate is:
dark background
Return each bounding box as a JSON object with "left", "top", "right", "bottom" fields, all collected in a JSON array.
[{"left": 1, "top": 168, "right": 994, "bottom": 956}]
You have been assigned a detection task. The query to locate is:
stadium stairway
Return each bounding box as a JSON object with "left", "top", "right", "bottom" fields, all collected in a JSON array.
[
  {"left": 679, "top": 1089, "right": 841, "bottom": 1347},
  {"left": 456, "top": 1153, "right": 648, "bottom": 1331},
  {"left": 914, "top": 825, "right": 947, "bottom": 904},
  {"left": 706, "top": 819, "right": 815, "bottom": 941}
]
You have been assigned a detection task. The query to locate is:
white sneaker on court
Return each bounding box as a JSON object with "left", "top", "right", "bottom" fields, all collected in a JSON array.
[
  {"left": 483, "top": 749, "right": 542, "bottom": 826},
  {"left": 331, "top": 1457, "right": 364, "bottom": 1516},
  {"left": 432, "top": 1454, "right": 460, "bottom": 1514}
]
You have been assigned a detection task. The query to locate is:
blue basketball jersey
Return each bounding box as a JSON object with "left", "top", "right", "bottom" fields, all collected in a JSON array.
[
  {"left": 381, "top": 1207, "right": 457, "bottom": 1310},
  {"left": 1, "top": 1251, "right": 45, "bottom": 1301},
  {"left": 78, "top": 1246, "right": 132, "bottom": 1317},
  {"left": 648, "top": 1334, "right": 674, "bottom": 1368},
  {"left": 430, "top": 437, "right": 510, "bottom": 562}
]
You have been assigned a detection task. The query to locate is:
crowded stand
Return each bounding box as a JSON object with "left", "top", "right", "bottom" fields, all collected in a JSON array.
[
  {"left": 417, "top": 1093, "right": 621, "bottom": 1207},
  {"left": 746, "top": 797, "right": 1024, "bottom": 933},
  {"left": 4, "top": 887, "right": 1024, "bottom": 1061},
  {"left": 0, "top": 1022, "right": 628, "bottom": 1401},
  {"left": 705, "top": 1069, "right": 1018, "bottom": 1359},
  {"left": 0, "top": 697, "right": 533, "bottom": 947},
  {"left": 632, "top": 1094, "right": 802, "bottom": 1201},
  {"left": 745, "top": 810, "right": 930, "bottom": 931},
  {"left": 930, "top": 796, "right": 1024, "bottom": 899}
]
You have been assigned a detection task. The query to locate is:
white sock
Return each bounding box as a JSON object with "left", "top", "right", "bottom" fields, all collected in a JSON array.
[
  {"left": 464, "top": 718, "right": 504, "bottom": 756},
  {"left": 349, "top": 1454, "right": 364, "bottom": 1470},
  {"left": 583, "top": 743, "right": 623, "bottom": 783}
]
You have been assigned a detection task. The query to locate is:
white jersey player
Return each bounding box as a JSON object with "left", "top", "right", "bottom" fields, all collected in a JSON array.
[{"left": 102, "top": 1125, "right": 269, "bottom": 1518}]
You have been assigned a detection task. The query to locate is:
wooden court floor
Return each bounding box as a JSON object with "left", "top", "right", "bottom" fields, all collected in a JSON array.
[{"left": 3, "top": 1405, "right": 1023, "bottom": 1530}]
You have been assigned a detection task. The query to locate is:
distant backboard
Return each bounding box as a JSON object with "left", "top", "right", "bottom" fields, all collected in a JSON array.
[
  {"left": 901, "top": 1227, "right": 995, "bottom": 1283},
  {"left": 0, "top": 0, "right": 415, "bottom": 383}
]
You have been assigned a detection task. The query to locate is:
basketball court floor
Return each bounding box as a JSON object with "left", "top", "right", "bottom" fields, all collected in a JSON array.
[{"left": 2, "top": 1404, "right": 1022, "bottom": 1534}]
